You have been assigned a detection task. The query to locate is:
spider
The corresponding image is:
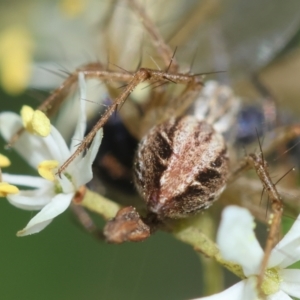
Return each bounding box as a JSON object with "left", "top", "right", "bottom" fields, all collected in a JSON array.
[{"left": 7, "top": 0, "right": 300, "bottom": 296}]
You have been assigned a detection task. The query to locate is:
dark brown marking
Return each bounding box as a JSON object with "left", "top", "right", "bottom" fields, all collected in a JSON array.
[
  {"left": 203, "top": 131, "right": 213, "bottom": 143},
  {"left": 210, "top": 156, "right": 222, "bottom": 168},
  {"left": 196, "top": 168, "right": 221, "bottom": 185},
  {"left": 155, "top": 132, "right": 172, "bottom": 160},
  {"left": 165, "top": 117, "right": 181, "bottom": 143},
  {"left": 152, "top": 157, "right": 167, "bottom": 190},
  {"left": 173, "top": 186, "right": 205, "bottom": 202}
]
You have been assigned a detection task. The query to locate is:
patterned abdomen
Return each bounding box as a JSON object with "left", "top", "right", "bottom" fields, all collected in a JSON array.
[{"left": 134, "top": 116, "right": 229, "bottom": 219}]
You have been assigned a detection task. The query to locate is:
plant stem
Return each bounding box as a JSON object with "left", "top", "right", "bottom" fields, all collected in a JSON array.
[{"left": 80, "top": 188, "right": 121, "bottom": 220}]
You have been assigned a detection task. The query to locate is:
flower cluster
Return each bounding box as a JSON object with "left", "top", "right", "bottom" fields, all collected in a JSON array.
[
  {"left": 0, "top": 73, "right": 103, "bottom": 236},
  {"left": 195, "top": 206, "right": 300, "bottom": 300}
]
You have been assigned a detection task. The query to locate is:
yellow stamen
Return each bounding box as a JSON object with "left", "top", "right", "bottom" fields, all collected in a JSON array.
[
  {"left": 31, "top": 110, "right": 51, "bottom": 137},
  {"left": 20, "top": 105, "right": 51, "bottom": 137},
  {"left": 20, "top": 105, "right": 34, "bottom": 132},
  {"left": 38, "top": 160, "right": 59, "bottom": 181},
  {"left": 260, "top": 268, "right": 282, "bottom": 296},
  {"left": 0, "top": 182, "right": 19, "bottom": 197},
  {"left": 0, "top": 154, "right": 11, "bottom": 167}
]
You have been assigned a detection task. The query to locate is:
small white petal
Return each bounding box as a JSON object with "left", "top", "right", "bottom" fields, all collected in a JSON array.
[
  {"left": 57, "top": 174, "right": 75, "bottom": 194},
  {"left": 0, "top": 112, "right": 55, "bottom": 167},
  {"left": 70, "top": 72, "right": 87, "bottom": 151},
  {"left": 279, "top": 215, "right": 300, "bottom": 245},
  {"left": 2, "top": 173, "right": 49, "bottom": 188},
  {"left": 192, "top": 279, "right": 256, "bottom": 300},
  {"left": 268, "top": 241, "right": 300, "bottom": 269},
  {"left": 7, "top": 187, "right": 54, "bottom": 210},
  {"left": 217, "top": 206, "right": 264, "bottom": 276},
  {"left": 0, "top": 112, "right": 22, "bottom": 141},
  {"left": 43, "top": 125, "right": 71, "bottom": 164},
  {"left": 73, "top": 128, "right": 103, "bottom": 187},
  {"left": 18, "top": 219, "right": 53, "bottom": 236},
  {"left": 17, "top": 193, "right": 74, "bottom": 236},
  {"left": 268, "top": 290, "right": 293, "bottom": 300},
  {"left": 269, "top": 215, "right": 300, "bottom": 268},
  {"left": 280, "top": 269, "right": 300, "bottom": 298}
]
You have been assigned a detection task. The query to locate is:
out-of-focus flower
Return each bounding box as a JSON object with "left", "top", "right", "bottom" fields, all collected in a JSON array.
[
  {"left": 194, "top": 206, "right": 300, "bottom": 300},
  {"left": 0, "top": 73, "right": 103, "bottom": 236},
  {"left": 0, "top": 26, "right": 33, "bottom": 95},
  {"left": 59, "top": 0, "right": 87, "bottom": 18},
  {"left": 0, "top": 153, "right": 11, "bottom": 167}
]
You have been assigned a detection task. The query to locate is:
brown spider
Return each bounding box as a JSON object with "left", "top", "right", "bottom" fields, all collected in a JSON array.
[{"left": 7, "top": 0, "right": 300, "bottom": 297}]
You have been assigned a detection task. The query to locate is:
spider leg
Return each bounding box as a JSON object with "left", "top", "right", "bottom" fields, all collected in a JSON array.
[
  {"left": 246, "top": 153, "right": 283, "bottom": 296},
  {"left": 228, "top": 139, "right": 284, "bottom": 298},
  {"left": 221, "top": 176, "right": 300, "bottom": 223},
  {"left": 57, "top": 68, "right": 203, "bottom": 175},
  {"left": 7, "top": 64, "right": 133, "bottom": 147},
  {"left": 127, "top": 0, "right": 179, "bottom": 72},
  {"left": 70, "top": 203, "right": 105, "bottom": 240}
]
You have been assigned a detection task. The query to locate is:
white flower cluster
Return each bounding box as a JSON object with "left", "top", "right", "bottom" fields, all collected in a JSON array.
[
  {"left": 0, "top": 73, "right": 102, "bottom": 236},
  {"left": 194, "top": 206, "right": 300, "bottom": 300}
]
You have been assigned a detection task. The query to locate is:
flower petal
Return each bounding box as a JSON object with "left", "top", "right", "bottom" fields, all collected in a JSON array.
[
  {"left": 17, "top": 192, "right": 74, "bottom": 236},
  {"left": 6, "top": 184, "right": 55, "bottom": 210},
  {"left": 70, "top": 72, "right": 87, "bottom": 152},
  {"left": 0, "top": 112, "right": 47, "bottom": 166},
  {"left": 0, "top": 112, "right": 66, "bottom": 168},
  {"left": 73, "top": 128, "right": 103, "bottom": 187},
  {"left": 2, "top": 173, "right": 50, "bottom": 188},
  {"left": 57, "top": 174, "right": 75, "bottom": 194},
  {"left": 42, "top": 125, "right": 70, "bottom": 164},
  {"left": 192, "top": 279, "right": 256, "bottom": 300},
  {"left": 17, "top": 219, "right": 53, "bottom": 236},
  {"left": 280, "top": 269, "right": 300, "bottom": 298},
  {"left": 217, "top": 206, "right": 264, "bottom": 276},
  {"left": 269, "top": 214, "right": 300, "bottom": 268},
  {"left": 268, "top": 290, "right": 293, "bottom": 300}
]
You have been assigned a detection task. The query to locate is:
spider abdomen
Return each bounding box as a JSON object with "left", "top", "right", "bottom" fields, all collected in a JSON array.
[{"left": 133, "top": 116, "right": 229, "bottom": 219}]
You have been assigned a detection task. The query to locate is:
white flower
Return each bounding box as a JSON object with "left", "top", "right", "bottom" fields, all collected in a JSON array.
[
  {"left": 0, "top": 73, "right": 103, "bottom": 236},
  {"left": 195, "top": 206, "right": 300, "bottom": 300}
]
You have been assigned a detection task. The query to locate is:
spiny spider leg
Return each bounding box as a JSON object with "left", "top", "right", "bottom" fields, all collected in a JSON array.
[
  {"left": 70, "top": 204, "right": 105, "bottom": 240},
  {"left": 8, "top": 0, "right": 177, "bottom": 147},
  {"left": 127, "top": 0, "right": 179, "bottom": 72},
  {"left": 57, "top": 68, "right": 203, "bottom": 176},
  {"left": 7, "top": 64, "right": 133, "bottom": 146},
  {"left": 246, "top": 153, "right": 283, "bottom": 297},
  {"left": 140, "top": 79, "right": 204, "bottom": 137},
  {"left": 228, "top": 124, "right": 300, "bottom": 185},
  {"left": 228, "top": 139, "right": 284, "bottom": 298}
]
